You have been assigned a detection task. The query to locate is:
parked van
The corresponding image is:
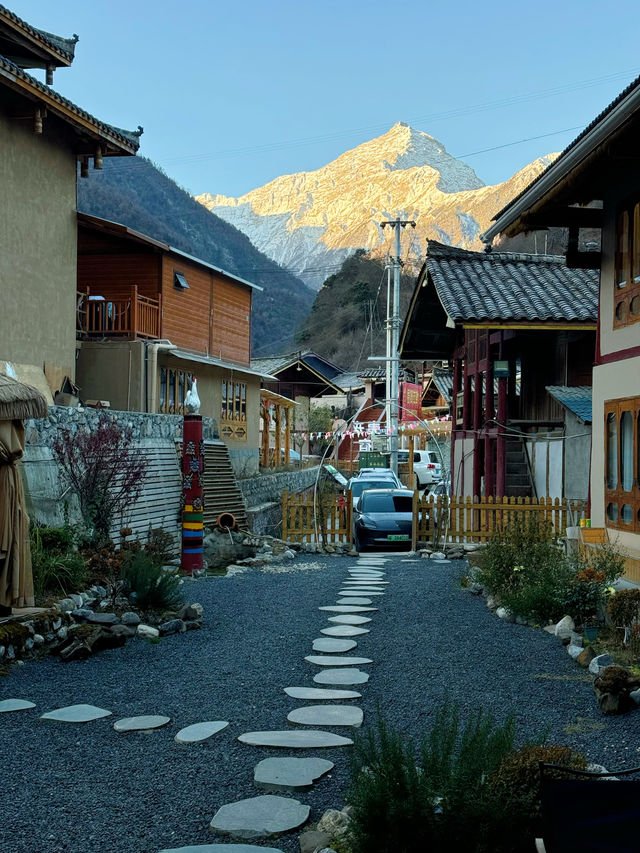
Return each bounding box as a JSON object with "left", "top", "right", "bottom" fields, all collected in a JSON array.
[{"left": 397, "top": 449, "right": 441, "bottom": 488}]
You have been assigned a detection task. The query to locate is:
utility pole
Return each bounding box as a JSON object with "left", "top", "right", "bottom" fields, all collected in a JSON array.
[{"left": 380, "top": 218, "right": 416, "bottom": 475}]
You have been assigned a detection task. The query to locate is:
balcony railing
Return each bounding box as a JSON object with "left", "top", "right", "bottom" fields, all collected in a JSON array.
[{"left": 78, "top": 286, "right": 161, "bottom": 339}]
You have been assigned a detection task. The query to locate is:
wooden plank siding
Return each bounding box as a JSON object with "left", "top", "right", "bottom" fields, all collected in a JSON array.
[
  {"left": 77, "top": 254, "right": 160, "bottom": 301},
  {"left": 212, "top": 278, "right": 251, "bottom": 365},
  {"left": 160, "top": 259, "right": 212, "bottom": 354}
]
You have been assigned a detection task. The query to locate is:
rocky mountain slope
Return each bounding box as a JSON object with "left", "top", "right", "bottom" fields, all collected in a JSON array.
[
  {"left": 196, "top": 123, "right": 556, "bottom": 290},
  {"left": 77, "top": 157, "right": 315, "bottom": 353}
]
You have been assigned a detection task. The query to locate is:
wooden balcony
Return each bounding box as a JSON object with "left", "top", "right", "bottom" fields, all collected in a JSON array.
[{"left": 78, "top": 286, "right": 161, "bottom": 339}]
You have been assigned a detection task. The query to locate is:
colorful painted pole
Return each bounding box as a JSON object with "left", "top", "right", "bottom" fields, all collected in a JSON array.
[{"left": 181, "top": 414, "right": 204, "bottom": 575}]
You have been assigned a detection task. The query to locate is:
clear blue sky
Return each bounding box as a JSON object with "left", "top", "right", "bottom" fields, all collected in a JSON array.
[{"left": 13, "top": 0, "right": 640, "bottom": 197}]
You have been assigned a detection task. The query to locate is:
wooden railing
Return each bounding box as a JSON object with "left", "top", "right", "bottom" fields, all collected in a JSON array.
[
  {"left": 414, "top": 494, "right": 585, "bottom": 546},
  {"left": 81, "top": 286, "right": 161, "bottom": 339},
  {"left": 282, "top": 489, "right": 352, "bottom": 544}
]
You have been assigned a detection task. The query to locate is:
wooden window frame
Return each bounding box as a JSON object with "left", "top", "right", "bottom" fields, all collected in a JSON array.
[
  {"left": 613, "top": 201, "right": 640, "bottom": 329},
  {"left": 221, "top": 380, "right": 247, "bottom": 424},
  {"left": 159, "top": 367, "right": 193, "bottom": 414},
  {"left": 604, "top": 397, "right": 640, "bottom": 532}
]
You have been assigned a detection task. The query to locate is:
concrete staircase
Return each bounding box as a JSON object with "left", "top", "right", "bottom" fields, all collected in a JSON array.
[{"left": 505, "top": 437, "right": 533, "bottom": 499}]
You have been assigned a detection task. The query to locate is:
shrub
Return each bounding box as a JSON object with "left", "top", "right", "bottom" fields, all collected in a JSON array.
[
  {"left": 608, "top": 588, "right": 640, "bottom": 627},
  {"left": 120, "top": 551, "right": 183, "bottom": 612},
  {"left": 346, "top": 703, "right": 518, "bottom": 853},
  {"left": 30, "top": 526, "right": 88, "bottom": 597},
  {"left": 144, "top": 527, "right": 177, "bottom": 566}
]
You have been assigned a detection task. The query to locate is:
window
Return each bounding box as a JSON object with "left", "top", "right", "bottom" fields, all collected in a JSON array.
[
  {"left": 614, "top": 201, "right": 640, "bottom": 328},
  {"left": 220, "top": 379, "right": 247, "bottom": 441},
  {"left": 159, "top": 367, "right": 194, "bottom": 414},
  {"left": 604, "top": 398, "right": 640, "bottom": 532},
  {"left": 174, "top": 271, "right": 190, "bottom": 290}
]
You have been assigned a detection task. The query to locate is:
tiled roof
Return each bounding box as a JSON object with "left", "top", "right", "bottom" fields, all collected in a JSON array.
[
  {"left": 0, "top": 53, "right": 141, "bottom": 152},
  {"left": 426, "top": 241, "right": 598, "bottom": 323},
  {"left": 250, "top": 351, "right": 344, "bottom": 384},
  {"left": 546, "top": 386, "right": 592, "bottom": 424},
  {"left": 0, "top": 5, "right": 78, "bottom": 62},
  {"left": 490, "top": 73, "right": 640, "bottom": 225},
  {"left": 431, "top": 367, "right": 454, "bottom": 404},
  {"left": 333, "top": 372, "right": 363, "bottom": 391}
]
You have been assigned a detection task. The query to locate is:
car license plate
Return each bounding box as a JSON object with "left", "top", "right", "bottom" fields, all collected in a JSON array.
[{"left": 387, "top": 534, "right": 409, "bottom": 541}]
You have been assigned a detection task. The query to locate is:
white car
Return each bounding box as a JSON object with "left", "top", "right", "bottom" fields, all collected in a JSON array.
[
  {"left": 397, "top": 449, "right": 442, "bottom": 488},
  {"left": 358, "top": 468, "right": 402, "bottom": 487},
  {"left": 346, "top": 476, "right": 398, "bottom": 507}
]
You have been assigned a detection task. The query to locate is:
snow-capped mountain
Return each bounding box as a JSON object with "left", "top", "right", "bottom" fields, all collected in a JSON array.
[{"left": 196, "top": 123, "right": 556, "bottom": 290}]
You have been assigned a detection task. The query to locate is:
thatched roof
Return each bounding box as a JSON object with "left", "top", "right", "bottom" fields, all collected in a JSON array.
[{"left": 0, "top": 374, "right": 48, "bottom": 420}]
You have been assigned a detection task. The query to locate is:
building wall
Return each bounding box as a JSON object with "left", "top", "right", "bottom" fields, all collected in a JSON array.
[
  {"left": 451, "top": 435, "right": 474, "bottom": 497},
  {"left": 76, "top": 340, "right": 146, "bottom": 411},
  {"left": 77, "top": 252, "right": 160, "bottom": 301},
  {"left": 563, "top": 414, "right": 591, "bottom": 503},
  {"left": 212, "top": 278, "right": 251, "bottom": 366},
  {"left": 161, "top": 258, "right": 212, "bottom": 354},
  {"left": 0, "top": 108, "right": 77, "bottom": 390}
]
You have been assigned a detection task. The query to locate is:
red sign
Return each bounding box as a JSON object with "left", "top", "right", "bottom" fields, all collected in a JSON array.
[{"left": 400, "top": 382, "right": 421, "bottom": 421}]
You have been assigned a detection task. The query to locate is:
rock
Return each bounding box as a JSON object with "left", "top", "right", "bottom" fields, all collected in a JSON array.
[
  {"left": 52, "top": 617, "right": 62, "bottom": 630},
  {"left": 554, "top": 615, "right": 575, "bottom": 641},
  {"left": 108, "top": 625, "right": 136, "bottom": 639},
  {"left": 486, "top": 596, "right": 498, "bottom": 611},
  {"left": 178, "top": 603, "right": 203, "bottom": 621},
  {"left": 430, "top": 552, "right": 446, "bottom": 560},
  {"left": 71, "top": 608, "right": 94, "bottom": 621},
  {"left": 33, "top": 634, "right": 44, "bottom": 647},
  {"left": 327, "top": 615, "right": 372, "bottom": 625},
  {"left": 159, "top": 619, "right": 186, "bottom": 636},
  {"left": 0, "top": 645, "right": 4, "bottom": 658},
  {"left": 175, "top": 721, "right": 229, "bottom": 743},
  {"left": 469, "top": 582, "right": 483, "bottom": 595},
  {"left": 6, "top": 645, "right": 15, "bottom": 659},
  {"left": 593, "top": 665, "right": 640, "bottom": 715},
  {"left": 589, "top": 654, "right": 613, "bottom": 675},
  {"left": 567, "top": 644, "right": 583, "bottom": 659},
  {"left": 496, "top": 607, "right": 515, "bottom": 623},
  {"left": 321, "top": 625, "right": 370, "bottom": 637},
  {"left": 577, "top": 646, "right": 597, "bottom": 667},
  {"left": 287, "top": 705, "right": 363, "bottom": 727},
  {"left": 56, "top": 626, "right": 68, "bottom": 641},
  {"left": 630, "top": 688, "right": 640, "bottom": 706},
  {"left": 137, "top": 624, "right": 160, "bottom": 639},
  {"left": 24, "top": 637, "right": 34, "bottom": 651},
  {"left": 569, "top": 632, "right": 583, "bottom": 647},
  {"left": 299, "top": 830, "right": 332, "bottom": 853},
  {"left": 317, "top": 808, "right": 350, "bottom": 837},
  {"left": 284, "top": 549, "right": 296, "bottom": 560},
  {"left": 313, "top": 668, "right": 369, "bottom": 686},
  {"left": 91, "top": 585, "right": 107, "bottom": 599},
  {"left": 209, "top": 794, "right": 310, "bottom": 840},
  {"left": 254, "top": 757, "right": 334, "bottom": 793},
  {"left": 0, "top": 698, "right": 36, "bottom": 712},
  {"left": 238, "top": 730, "right": 353, "bottom": 749},
  {"left": 305, "top": 655, "right": 372, "bottom": 667},
  {"left": 312, "top": 638, "right": 357, "bottom": 653},
  {"left": 114, "top": 714, "right": 171, "bottom": 732},
  {"left": 185, "top": 619, "right": 203, "bottom": 631},
  {"left": 80, "top": 592, "right": 96, "bottom": 606},
  {"left": 85, "top": 612, "right": 120, "bottom": 626},
  {"left": 58, "top": 598, "right": 76, "bottom": 612},
  {"left": 284, "top": 687, "right": 362, "bottom": 700},
  {"left": 41, "top": 703, "right": 112, "bottom": 723},
  {"left": 69, "top": 593, "right": 84, "bottom": 608},
  {"left": 121, "top": 612, "right": 141, "bottom": 626}
]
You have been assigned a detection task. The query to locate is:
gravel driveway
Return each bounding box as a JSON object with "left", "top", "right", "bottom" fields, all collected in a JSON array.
[{"left": 1, "top": 553, "right": 636, "bottom": 853}]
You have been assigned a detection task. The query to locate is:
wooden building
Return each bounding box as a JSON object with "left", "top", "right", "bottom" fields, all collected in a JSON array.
[
  {"left": 400, "top": 241, "right": 597, "bottom": 500},
  {"left": 0, "top": 6, "right": 139, "bottom": 398},
  {"left": 482, "top": 73, "right": 640, "bottom": 572},
  {"left": 76, "top": 214, "right": 273, "bottom": 476}
]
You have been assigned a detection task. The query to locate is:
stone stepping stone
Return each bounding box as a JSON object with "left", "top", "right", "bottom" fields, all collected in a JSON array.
[
  {"left": 348, "top": 570, "right": 385, "bottom": 576},
  {"left": 175, "top": 721, "right": 229, "bottom": 743},
  {"left": 348, "top": 574, "right": 385, "bottom": 580},
  {"left": 312, "top": 637, "right": 357, "bottom": 653},
  {"left": 337, "top": 597, "right": 373, "bottom": 605},
  {"left": 328, "top": 615, "right": 372, "bottom": 625},
  {"left": 305, "top": 655, "right": 372, "bottom": 667},
  {"left": 321, "top": 625, "right": 370, "bottom": 637},
  {"left": 160, "top": 846, "right": 285, "bottom": 853},
  {"left": 238, "top": 730, "right": 353, "bottom": 748},
  {"left": 339, "top": 590, "right": 383, "bottom": 596},
  {"left": 344, "top": 578, "right": 389, "bottom": 583},
  {"left": 40, "top": 704, "right": 112, "bottom": 723},
  {"left": 114, "top": 715, "right": 170, "bottom": 732},
  {"left": 313, "top": 668, "right": 369, "bottom": 686},
  {"left": 319, "top": 606, "right": 377, "bottom": 613},
  {"left": 288, "top": 705, "right": 363, "bottom": 728},
  {"left": 284, "top": 687, "right": 362, "bottom": 700},
  {"left": 210, "top": 794, "right": 309, "bottom": 840},
  {"left": 0, "top": 699, "right": 35, "bottom": 713},
  {"left": 254, "top": 756, "right": 334, "bottom": 791}
]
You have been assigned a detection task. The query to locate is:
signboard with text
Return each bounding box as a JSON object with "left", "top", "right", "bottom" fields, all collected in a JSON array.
[{"left": 400, "top": 382, "right": 421, "bottom": 421}]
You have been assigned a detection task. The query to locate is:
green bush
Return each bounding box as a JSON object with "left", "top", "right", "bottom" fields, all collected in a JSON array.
[
  {"left": 30, "top": 526, "right": 88, "bottom": 597},
  {"left": 608, "top": 588, "right": 640, "bottom": 627},
  {"left": 120, "top": 551, "right": 183, "bottom": 612},
  {"left": 346, "top": 703, "right": 519, "bottom": 853}
]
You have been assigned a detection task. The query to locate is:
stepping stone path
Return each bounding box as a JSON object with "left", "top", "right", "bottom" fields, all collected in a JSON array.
[
  {"left": 311, "top": 637, "right": 357, "bottom": 653},
  {"left": 305, "top": 655, "right": 372, "bottom": 667},
  {"left": 160, "top": 846, "right": 285, "bottom": 853},
  {"left": 319, "top": 605, "right": 377, "bottom": 613},
  {"left": 339, "top": 590, "right": 383, "bottom": 596},
  {"left": 40, "top": 704, "right": 112, "bottom": 723},
  {"left": 175, "top": 721, "right": 229, "bottom": 743},
  {"left": 321, "top": 624, "right": 370, "bottom": 637},
  {"left": 0, "top": 699, "right": 35, "bottom": 713},
  {"left": 113, "top": 715, "right": 170, "bottom": 732},
  {"left": 284, "top": 687, "right": 362, "bottom": 700},
  {"left": 210, "top": 794, "right": 310, "bottom": 840},
  {"left": 337, "top": 597, "right": 372, "bottom": 605},
  {"left": 287, "top": 705, "right": 363, "bottom": 728},
  {"left": 238, "top": 730, "right": 353, "bottom": 748},
  {"left": 254, "top": 757, "right": 334, "bottom": 791},
  {"left": 313, "top": 668, "right": 370, "bottom": 686},
  {"left": 328, "top": 614, "right": 372, "bottom": 625}
]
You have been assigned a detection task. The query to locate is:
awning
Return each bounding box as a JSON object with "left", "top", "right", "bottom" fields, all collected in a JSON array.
[{"left": 168, "top": 349, "right": 277, "bottom": 381}]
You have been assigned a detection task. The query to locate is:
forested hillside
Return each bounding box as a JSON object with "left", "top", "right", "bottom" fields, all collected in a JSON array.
[{"left": 77, "top": 157, "right": 315, "bottom": 353}]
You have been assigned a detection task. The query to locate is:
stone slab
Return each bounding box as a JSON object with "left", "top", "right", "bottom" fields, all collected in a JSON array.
[
  {"left": 337, "top": 598, "right": 372, "bottom": 605},
  {"left": 305, "top": 655, "right": 372, "bottom": 667},
  {"left": 253, "top": 757, "right": 334, "bottom": 791},
  {"left": 160, "top": 846, "right": 285, "bottom": 853},
  {"left": 114, "top": 715, "right": 171, "bottom": 732},
  {"left": 319, "top": 606, "right": 377, "bottom": 613},
  {"left": 313, "top": 668, "right": 369, "bottom": 685},
  {"left": 40, "top": 704, "right": 112, "bottom": 723},
  {"left": 321, "top": 625, "right": 370, "bottom": 637},
  {"left": 312, "top": 638, "right": 357, "bottom": 653},
  {"left": 284, "top": 687, "right": 362, "bottom": 700},
  {"left": 343, "top": 579, "right": 389, "bottom": 584},
  {"left": 175, "top": 721, "right": 229, "bottom": 743},
  {"left": 339, "top": 590, "right": 383, "bottom": 596},
  {"left": 238, "top": 730, "right": 353, "bottom": 748},
  {"left": 210, "top": 794, "right": 309, "bottom": 840},
  {"left": 0, "top": 699, "right": 36, "bottom": 713},
  {"left": 287, "top": 705, "right": 363, "bottom": 727},
  {"left": 328, "top": 615, "right": 372, "bottom": 625}
]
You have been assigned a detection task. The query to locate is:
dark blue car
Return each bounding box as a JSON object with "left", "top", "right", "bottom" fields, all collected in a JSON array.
[{"left": 353, "top": 488, "right": 417, "bottom": 552}]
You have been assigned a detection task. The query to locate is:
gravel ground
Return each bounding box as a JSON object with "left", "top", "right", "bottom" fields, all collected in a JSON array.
[{"left": 1, "top": 553, "right": 637, "bottom": 853}]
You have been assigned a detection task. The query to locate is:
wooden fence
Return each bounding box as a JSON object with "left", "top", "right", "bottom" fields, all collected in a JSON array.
[
  {"left": 413, "top": 494, "right": 585, "bottom": 546},
  {"left": 282, "top": 489, "right": 352, "bottom": 544}
]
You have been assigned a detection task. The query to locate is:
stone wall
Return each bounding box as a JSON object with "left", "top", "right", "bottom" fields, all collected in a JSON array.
[{"left": 239, "top": 466, "right": 321, "bottom": 538}]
